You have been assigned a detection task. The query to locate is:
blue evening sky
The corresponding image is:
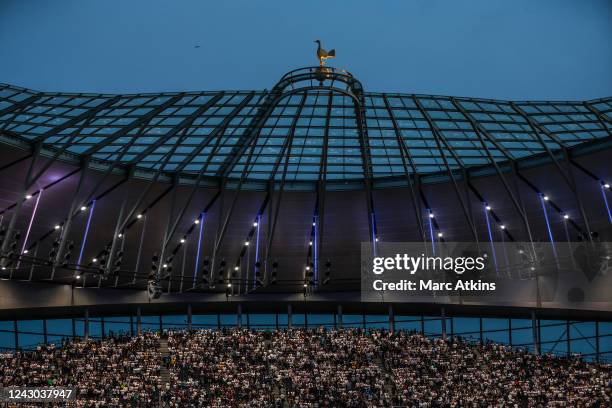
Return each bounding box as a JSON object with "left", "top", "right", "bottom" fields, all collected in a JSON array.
[{"left": 0, "top": 0, "right": 610, "bottom": 100}]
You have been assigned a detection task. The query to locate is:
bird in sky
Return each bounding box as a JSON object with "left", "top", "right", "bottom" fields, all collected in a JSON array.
[{"left": 315, "top": 40, "right": 335, "bottom": 66}]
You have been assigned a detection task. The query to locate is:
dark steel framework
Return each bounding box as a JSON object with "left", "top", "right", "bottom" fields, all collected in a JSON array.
[
  {"left": 0, "top": 68, "right": 611, "bottom": 294},
  {"left": 1, "top": 73, "right": 610, "bottom": 188}
]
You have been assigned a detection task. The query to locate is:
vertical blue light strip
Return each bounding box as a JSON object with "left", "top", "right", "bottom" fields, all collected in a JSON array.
[
  {"left": 193, "top": 212, "right": 205, "bottom": 286},
  {"left": 539, "top": 195, "right": 557, "bottom": 258},
  {"left": 254, "top": 213, "right": 261, "bottom": 290},
  {"left": 21, "top": 189, "right": 43, "bottom": 256},
  {"left": 77, "top": 199, "right": 96, "bottom": 268},
  {"left": 428, "top": 210, "right": 435, "bottom": 255},
  {"left": 483, "top": 204, "right": 499, "bottom": 274},
  {"left": 371, "top": 212, "right": 377, "bottom": 257},
  {"left": 314, "top": 215, "right": 318, "bottom": 284},
  {"left": 601, "top": 186, "right": 612, "bottom": 224}
]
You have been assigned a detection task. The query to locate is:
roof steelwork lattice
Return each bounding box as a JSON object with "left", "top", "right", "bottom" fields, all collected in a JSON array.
[{"left": 1, "top": 69, "right": 610, "bottom": 188}]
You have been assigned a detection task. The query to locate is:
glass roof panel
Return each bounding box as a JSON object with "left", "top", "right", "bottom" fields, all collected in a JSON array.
[{"left": 0, "top": 83, "right": 609, "bottom": 183}]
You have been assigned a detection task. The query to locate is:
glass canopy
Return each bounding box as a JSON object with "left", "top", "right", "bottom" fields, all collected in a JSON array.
[{"left": 0, "top": 81, "right": 610, "bottom": 183}]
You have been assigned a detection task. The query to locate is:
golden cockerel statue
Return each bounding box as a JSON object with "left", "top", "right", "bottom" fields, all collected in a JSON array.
[{"left": 315, "top": 40, "right": 335, "bottom": 66}]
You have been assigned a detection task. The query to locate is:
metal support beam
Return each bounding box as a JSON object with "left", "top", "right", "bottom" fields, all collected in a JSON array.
[
  {"left": 187, "top": 304, "right": 192, "bottom": 331},
  {"left": 531, "top": 310, "right": 539, "bottom": 355},
  {"left": 452, "top": 98, "right": 536, "bottom": 244},
  {"left": 0, "top": 153, "right": 33, "bottom": 174},
  {"left": 511, "top": 103, "right": 593, "bottom": 241},
  {"left": 413, "top": 97, "right": 479, "bottom": 242},
  {"left": 264, "top": 94, "right": 306, "bottom": 272},
  {"left": 84, "top": 308, "right": 89, "bottom": 341},
  {"left": 81, "top": 95, "right": 183, "bottom": 156},
  {"left": 382, "top": 95, "right": 426, "bottom": 243},
  {"left": 0, "top": 93, "right": 43, "bottom": 123},
  {"left": 136, "top": 306, "right": 142, "bottom": 335},
  {"left": 441, "top": 307, "right": 447, "bottom": 340}
]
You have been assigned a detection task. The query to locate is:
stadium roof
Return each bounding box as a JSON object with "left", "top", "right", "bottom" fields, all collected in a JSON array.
[
  {"left": 1, "top": 67, "right": 610, "bottom": 189},
  {"left": 0, "top": 67, "right": 611, "bottom": 307}
]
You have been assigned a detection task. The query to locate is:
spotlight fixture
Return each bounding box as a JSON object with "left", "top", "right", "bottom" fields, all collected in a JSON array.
[
  {"left": 75, "top": 275, "right": 81, "bottom": 279},
  {"left": 81, "top": 206, "right": 87, "bottom": 211},
  {"left": 117, "top": 233, "right": 123, "bottom": 238},
  {"left": 163, "top": 263, "right": 168, "bottom": 268},
  {"left": 25, "top": 194, "right": 32, "bottom": 200},
  {"left": 429, "top": 212, "right": 434, "bottom": 218},
  {"left": 1, "top": 266, "right": 6, "bottom": 271},
  {"left": 604, "top": 183, "right": 610, "bottom": 189},
  {"left": 92, "top": 258, "right": 98, "bottom": 263},
  {"left": 137, "top": 214, "right": 143, "bottom": 219},
  {"left": 303, "top": 283, "right": 308, "bottom": 288},
  {"left": 485, "top": 205, "right": 491, "bottom": 211},
  {"left": 23, "top": 249, "right": 29, "bottom": 254},
  {"left": 437, "top": 232, "right": 443, "bottom": 238},
  {"left": 500, "top": 225, "right": 506, "bottom": 230},
  {"left": 309, "top": 241, "right": 313, "bottom": 246},
  {"left": 180, "top": 238, "right": 186, "bottom": 243},
  {"left": 563, "top": 214, "right": 569, "bottom": 219},
  {"left": 234, "top": 266, "right": 239, "bottom": 271},
  {"left": 194, "top": 218, "right": 200, "bottom": 224},
  {"left": 312, "top": 222, "right": 316, "bottom": 226},
  {"left": 253, "top": 222, "right": 258, "bottom": 227},
  {"left": 54, "top": 225, "right": 60, "bottom": 230},
  {"left": 244, "top": 241, "right": 249, "bottom": 246},
  {"left": 227, "top": 283, "right": 232, "bottom": 288},
  {"left": 543, "top": 195, "right": 549, "bottom": 201},
  {"left": 375, "top": 237, "right": 379, "bottom": 242},
  {"left": 305, "top": 266, "right": 310, "bottom": 271}
]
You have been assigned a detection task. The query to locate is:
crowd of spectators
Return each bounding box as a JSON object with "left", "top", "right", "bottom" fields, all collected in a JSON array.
[
  {"left": 0, "top": 328, "right": 610, "bottom": 407},
  {"left": 0, "top": 333, "right": 162, "bottom": 407}
]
